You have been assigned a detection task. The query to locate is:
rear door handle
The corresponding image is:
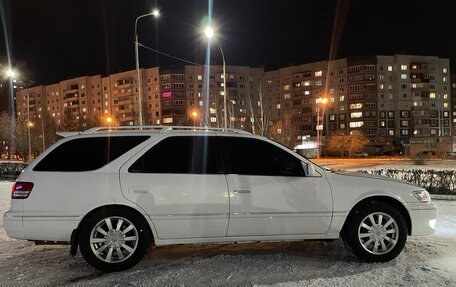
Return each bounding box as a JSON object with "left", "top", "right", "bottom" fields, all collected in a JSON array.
[{"left": 234, "top": 189, "right": 251, "bottom": 194}]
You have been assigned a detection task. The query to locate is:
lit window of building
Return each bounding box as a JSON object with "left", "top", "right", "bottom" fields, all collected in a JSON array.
[
  {"left": 283, "top": 85, "right": 290, "bottom": 91},
  {"left": 339, "top": 96, "right": 345, "bottom": 101},
  {"left": 349, "top": 121, "right": 364, "bottom": 128},
  {"left": 284, "top": 94, "right": 291, "bottom": 99},
  {"left": 350, "top": 112, "right": 362, "bottom": 118},
  {"left": 388, "top": 66, "right": 393, "bottom": 71},
  {"left": 400, "top": 65, "right": 407, "bottom": 71},
  {"left": 444, "top": 103, "right": 448, "bottom": 108},
  {"left": 349, "top": 103, "right": 363, "bottom": 109},
  {"left": 163, "top": 117, "right": 173, "bottom": 124},
  {"left": 430, "top": 92, "right": 436, "bottom": 98},
  {"left": 276, "top": 104, "right": 281, "bottom": 109},
  {"left": 315, "top": 71, "right": 323, "bottom": 77},
  {"left": 442, "top": 68, "right": 448, "bottom": 74},
  {"left": 400, "top": 74, "right": 407, "bottom": 80}
]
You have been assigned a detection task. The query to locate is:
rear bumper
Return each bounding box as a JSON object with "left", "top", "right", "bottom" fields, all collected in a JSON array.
[
  {"left": 408, "top": 202, "right": 438, "bottom": 236},
  {"left": 3, "top": 210, "right": 26, "bottom": 239},
  {"left": 3, "top": 210, "right": 79, "bottom": 242}
]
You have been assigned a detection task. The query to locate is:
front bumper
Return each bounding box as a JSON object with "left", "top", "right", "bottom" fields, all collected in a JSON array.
[{"left": 407, "top": 202, "right": 438, "bottom": 236}]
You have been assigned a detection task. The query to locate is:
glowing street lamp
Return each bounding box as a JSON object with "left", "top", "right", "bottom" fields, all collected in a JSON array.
[
  {"left": 203, "top": 24, "right": 227, "bottom": 129},
  {"left": 106, "top": 116, "right": 112, "bottom": 128},
  {"left": 204, "top": 26, "right": 214, "bottom": 38},
  {"left": 134, "top": 8, "right": 160, "bottom": 128},
  {"left": 191, "top": 110, "right": 199, "bottom": 127},
  {"left": 6, "top": 69, "right": 15, "bottom": 78}
]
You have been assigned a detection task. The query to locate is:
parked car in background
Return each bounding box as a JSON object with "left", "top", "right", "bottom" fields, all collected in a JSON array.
[
  {"left": 353, "top": 152, "right": 368, "bottom": 158},
  {"left": 417, "top": 150, "right": 436, "bottom": 157},
  {"left": 379, "top": 150, "right": 403, "bottom": 156},
  {"left": 3, "top": 126, "right": 438, "bottom": 272},
  {"left": 444, "top": 151, "right": 456, "bottom": 159}
]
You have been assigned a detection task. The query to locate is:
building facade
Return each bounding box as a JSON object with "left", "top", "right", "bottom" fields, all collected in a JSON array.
[
  {"left": 184, "top": 65, "right": 264, "bottom": 131},
  {"left": 15, "top": 54, "right": 452, "bottom": 157},
  {"left": 266, "top": 55, "right": 451, "bottom": 156}
]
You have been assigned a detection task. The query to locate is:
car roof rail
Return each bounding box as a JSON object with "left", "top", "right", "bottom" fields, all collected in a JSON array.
[{"left": 77, "top": 126, "right": 251, "bottom": 135}]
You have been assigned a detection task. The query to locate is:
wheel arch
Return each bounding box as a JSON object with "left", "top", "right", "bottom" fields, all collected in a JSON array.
[
  {"left": 71, "top": 204, "right": 155, "bottom": 253},
  {"left": 341, "top": 196, "right": 412, "bottom": 236}
]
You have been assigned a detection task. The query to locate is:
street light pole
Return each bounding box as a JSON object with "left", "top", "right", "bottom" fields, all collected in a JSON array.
[
  {"left": 316, "top": 107, "right": 320, "bottom": 159},
  {"left": 41, "top": 115, "right": 45, "bottom": 152},
  {"left": 134, "top": 9, "right": 160, "bottom": 128},
  {"left": 204, "top": 26, "right": 227, "bottom": 130},
  {"left": 217, "top": 43, "right": 227, "bottom": 130},
  {"left": 316, "top": 97, "right": 328, "bottom": 159},
  {"left": 27, "top": 93, "right": 32, "bottom": 161}
]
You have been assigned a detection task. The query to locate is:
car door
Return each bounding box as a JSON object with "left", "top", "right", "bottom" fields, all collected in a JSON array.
[
  {"left": 221, "top": 136, "right": 332, "bottom": 237},
  {"left": 120, "top": 135, "right": 229, "bottom": 239}
]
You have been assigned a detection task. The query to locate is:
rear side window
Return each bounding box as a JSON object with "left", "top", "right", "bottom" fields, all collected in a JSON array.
[
  {"left": 129, "top": 136, "right": 222, "bottom": 174},
  {"left": 34, "top": 136, "right": 149, "bottom": 172}
]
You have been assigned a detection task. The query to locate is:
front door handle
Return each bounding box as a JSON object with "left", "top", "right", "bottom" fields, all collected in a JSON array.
[
  {"left": 234, "top": 189, "right": 251, "bottom": 194},
  {"left": 130, "top": 187, "right": 149, "bottom": 194}
]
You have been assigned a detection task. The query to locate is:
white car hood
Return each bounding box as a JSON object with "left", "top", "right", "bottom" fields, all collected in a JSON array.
[{"left": 332, "top": 170, "right": 421, "bottom": 188}]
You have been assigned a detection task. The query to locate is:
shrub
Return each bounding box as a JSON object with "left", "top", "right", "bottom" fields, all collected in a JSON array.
[
  {"left": 0, "top": 162, "right": 27, "bottom": 178},
  {"left": 356, "top": 169, "right": 456, "bottom": 195}
]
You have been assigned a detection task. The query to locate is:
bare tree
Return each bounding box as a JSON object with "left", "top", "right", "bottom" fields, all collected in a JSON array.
[
  {"left": 269, "top": 112, "right": 294, "bottom": 148},
  {"left": 246, "top": 84, "right": 272, "bottom": 136},
  {"left": 326, "top": 131, "right": 369, "bottom": 158}
]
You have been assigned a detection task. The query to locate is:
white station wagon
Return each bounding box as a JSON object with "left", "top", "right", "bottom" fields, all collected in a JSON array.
[{"left": 3, "top": 126, "right": 437, "bottom": 272}]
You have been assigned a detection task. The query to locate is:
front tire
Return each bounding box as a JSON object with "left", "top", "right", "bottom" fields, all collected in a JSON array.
[
  {"left": 79, "top": 208, "right": 152, "bottom": 272},
  {"left": 342, "top": 201, "right": 407, "bottom": 262}
]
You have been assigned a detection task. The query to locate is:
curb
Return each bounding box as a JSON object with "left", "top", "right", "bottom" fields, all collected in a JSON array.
[{"left": 430, "top": 194, "right": 456, "bottom": 201}]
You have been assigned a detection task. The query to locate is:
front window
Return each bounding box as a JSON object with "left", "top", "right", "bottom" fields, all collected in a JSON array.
[{"left": 222, "top": 137, "right": 304, "bottom": 177}]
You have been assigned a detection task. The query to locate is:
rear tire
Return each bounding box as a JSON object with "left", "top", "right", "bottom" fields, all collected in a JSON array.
[
  {"left": 79, "top": 208, "right": 152, "bottom": 272},
  {"left": 342, "top": 201, "right": 407, "bottom": 262}
]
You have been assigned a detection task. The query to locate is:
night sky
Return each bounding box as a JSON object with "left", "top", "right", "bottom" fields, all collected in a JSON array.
[{"left": 1, "top": 0, "right": 455, "bottom": 85}]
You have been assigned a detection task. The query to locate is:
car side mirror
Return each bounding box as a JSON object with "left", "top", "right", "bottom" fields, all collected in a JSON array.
[{"left": 302, "top": 162, "right": 316, "bottom": 176}]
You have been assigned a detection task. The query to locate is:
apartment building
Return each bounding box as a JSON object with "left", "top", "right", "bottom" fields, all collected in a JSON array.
[
  {"left": 15, "top": 54, "right": 452, "bottom": 156},
  {"left": 0, "top": 73, "right": 33, "bottom": 116},
  {"left": 184, "top": 65, "right": 264, "bottom": 131},
  {"left": 451, "top": 73, "right": 456, "bottom": 139},
  {"left": 16, "top": 67, "right": 160, "bottom": 130},
  {"left": 266, "top": 55, "right": 451, "bottom": 155},
  {"left": 160, "top": 70, "right": 187, "bottom": 125}
]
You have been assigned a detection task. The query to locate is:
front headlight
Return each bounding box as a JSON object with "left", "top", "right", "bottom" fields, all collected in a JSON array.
[{"left": 413, "top": 190, "right": 431, "bottom": 203}]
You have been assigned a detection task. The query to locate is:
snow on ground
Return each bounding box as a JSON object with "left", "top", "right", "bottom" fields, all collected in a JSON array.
[
  {"left": 1, "top": 181, "right": 455, "bottom": 286},
  {"left": 364, "top": 159, "right": 456, "bottom": 171}
]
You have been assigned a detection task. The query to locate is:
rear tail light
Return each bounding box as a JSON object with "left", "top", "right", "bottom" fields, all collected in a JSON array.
[{"left": 12, "top": 182, "right": 34, "bottom": 199}]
